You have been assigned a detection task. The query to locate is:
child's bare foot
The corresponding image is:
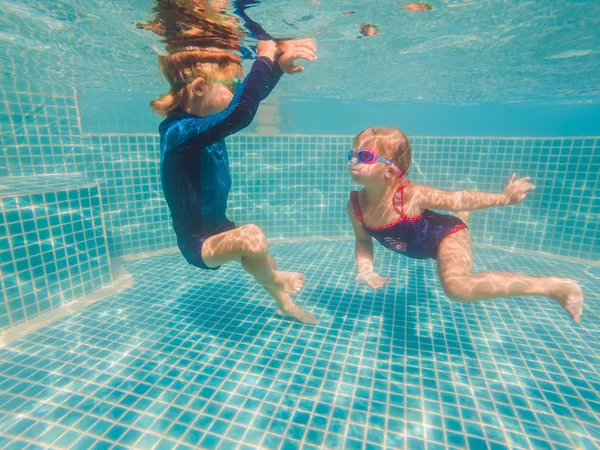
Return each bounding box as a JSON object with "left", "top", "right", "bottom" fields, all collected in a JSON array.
[
  {"left": 277, "top": 305, "right": 318, "bottom": 325},
  {"left": 261, "top": 284, "right": 316, "bottom": 325},
  {"left": 549, "top": 278, "right": 583, "bottom": 323},
  {"left": 263, "top": 271, "right": 305, "bottom": 294}
]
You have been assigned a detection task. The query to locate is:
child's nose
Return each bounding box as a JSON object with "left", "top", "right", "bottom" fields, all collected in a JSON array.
[{"left": 348, "top": 158, "right": 358, "bottom": 166}]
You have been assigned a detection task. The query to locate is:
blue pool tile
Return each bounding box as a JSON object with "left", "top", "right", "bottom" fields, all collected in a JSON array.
[
  {"left": 200, "top": 433, "right": 221, "bottom": 449},
  {"left": 0, "top": 239, "right": 599, "bottom": 450},
  {"left": 155, "top": 438, "right": 177, "bottom": 450},
  {"left": 447, "top": 431, "right": 466, "bottom": 448},
  {"left": 4, "top": 440, "right": 28, "bottom": 450},
  {"left": 262, "top": 433, "right": 282, "bottom": 448},
  {"left": 168, "top": 423, "right": 189, "bottom": 440},
  {"left": 427, "top": 427, "right": 445, "bottom": 444},
  {"left": 306, "top": 429, "right": 324, "bottom": 446},
  {"left": 527, "top": 438, "right": 553, "bottom": 450},
  {"left": 488, "top": 443, "right": 509, "bottom": 450},
  {"left": 194, "top": 415, "right": 215, "bottom": 431},
  {"left": 281, "top": 439, "right": 300, "bottom": 450},
  {"left": 227, "top": 424, "right": 247, "bottom": 440},
  {"left": 105, "top": 424, "right": 128, "bottom": 442},
  {"left": 210, "top": 419, "right": 230, "bottom": 436},
  {"left": 182, "top": 428, "right": 203, "bottom": 447},
  {"left": 174, "top": 444, "right": 194, "bottom": 450},
  {"left": 5, "top": 418, "right": 36, "bottom": 436},
  {"left": 119, "top": 428, "right": 143, "bottom": 446},
  {"left": 74, "top": 435, "right": 99, "bottom": 449},
  {"left": 91, "top": 440, "right": 112, "bottom": 450},
  {"left": 467, "top": 436, "right": 488, "bottom": 449},
  {"left": 216, "top": 438, "right": 238, "bottom": 450},
  {"left": 245, "top": 427, "right": 266, "bottom": 445}
]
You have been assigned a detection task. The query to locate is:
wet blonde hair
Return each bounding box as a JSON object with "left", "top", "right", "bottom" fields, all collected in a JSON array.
[
  {"left": 354, "top": 127, "right": 412, "bottom": 178},
  {"left": 141, "top": 0, "right": 246, "bottom": 115},
  {"left": 150, "top": 49, "right": 243, "bottom": 115}
]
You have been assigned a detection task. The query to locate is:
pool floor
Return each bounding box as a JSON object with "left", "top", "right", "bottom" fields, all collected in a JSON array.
[{"left": 0, "top": 240, "right": 599, "bottom": 450}]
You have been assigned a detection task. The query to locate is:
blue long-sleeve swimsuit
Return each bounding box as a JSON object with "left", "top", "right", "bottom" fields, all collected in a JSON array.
[{"left": 159, "top": 57, "right": 283, "bottom": 269}]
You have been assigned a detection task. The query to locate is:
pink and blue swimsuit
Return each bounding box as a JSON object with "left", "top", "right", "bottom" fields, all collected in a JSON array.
[{"left": 350, "top": 182, "right": 467, "bottom": 260}]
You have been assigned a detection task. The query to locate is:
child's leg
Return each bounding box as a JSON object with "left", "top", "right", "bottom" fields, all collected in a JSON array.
[
  {"left": 201, "top": 224, "right": 317, "bottom": 324},
  {"left": 436, "top": 228, "right": 583, "bottom": 323},
  {"left": 202, "top": 224, "right": 304, "bottom": 293}
]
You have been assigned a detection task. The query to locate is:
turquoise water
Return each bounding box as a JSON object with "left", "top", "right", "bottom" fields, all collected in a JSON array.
[{"left": 1, "top": 1, "right": 600, "bottom": 449}]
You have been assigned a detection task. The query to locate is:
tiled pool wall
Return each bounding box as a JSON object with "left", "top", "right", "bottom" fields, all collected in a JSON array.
[
  {"left": 2, "top": 87, "right": 598, "bottom": 259},
  {"left": 1, "top": 86, "right": 599, "bottom": 331},
  {"left": 0, "top": 177, "right": 113, "bottom": 331}
]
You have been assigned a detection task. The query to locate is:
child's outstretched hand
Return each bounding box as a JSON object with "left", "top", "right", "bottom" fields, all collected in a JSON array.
[
  {"left": 276, "top": 38, "right": 318, "bottom": 74},
  {"left": 503, "top": 173, "right": 536, "bottom": 205},
  {"left": 356, "top": 271, "right": 391, "bottom": 289}
]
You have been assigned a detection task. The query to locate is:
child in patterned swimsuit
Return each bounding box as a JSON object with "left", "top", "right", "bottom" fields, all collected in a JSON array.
[{"left": 347, "top": 127, "right": 584, "bottom": 323}]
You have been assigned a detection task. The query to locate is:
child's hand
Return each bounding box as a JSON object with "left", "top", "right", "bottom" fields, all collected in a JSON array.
[
  {"left": 276, "top": 38, "right": 318, "bottom": 74},
  {"left": 356, "top": 271, "right": 391, "bottom": 289},
  {"left": 257, "top": 40, "right": 277, "bottom": 62},
  {"left": 502, "top": 174, "right": 536, "bottom": 205}
]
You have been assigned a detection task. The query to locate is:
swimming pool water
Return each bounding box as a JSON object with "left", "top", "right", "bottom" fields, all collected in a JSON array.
[
  {"left": 1, "top": 241, "right": 599, "bottom": 449},
  {"left": 1, "top": 0, "right": 600, "bottom": 449}
]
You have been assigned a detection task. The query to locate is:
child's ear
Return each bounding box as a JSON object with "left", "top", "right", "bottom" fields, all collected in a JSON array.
[{"left": 190, "top": 77, "right": 206, "bottom": 97}]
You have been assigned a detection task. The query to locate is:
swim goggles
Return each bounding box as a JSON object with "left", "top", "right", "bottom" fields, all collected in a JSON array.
[
  {"left": 171, "top": 76, "right": 242, "bottom": 91},
  {"left": 348, "top": 149, "right": 403, "bottom": 179},
  {"left": 207, "top": 77, "right": 242, "bottom": 92}
]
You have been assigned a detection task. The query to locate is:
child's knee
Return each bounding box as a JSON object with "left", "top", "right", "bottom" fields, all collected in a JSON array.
[
  {"left": 238, "top": 224, "right": 267, "bottom": 254},
  {"left": 441, "top": 277, "right": 469, "bottom": 302}
]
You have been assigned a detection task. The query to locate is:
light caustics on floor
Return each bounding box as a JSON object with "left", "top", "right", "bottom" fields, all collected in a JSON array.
[{"left": 0, "top": 241, "right": 598, "bottom": 450}]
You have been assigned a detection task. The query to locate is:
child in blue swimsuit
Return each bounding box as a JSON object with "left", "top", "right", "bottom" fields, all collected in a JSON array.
[
  {"left": 347, "top": 127, "right": 584, "bottom": 323},
  {"left": 152, "top": 35, "right": 318, "bottom": 324}
]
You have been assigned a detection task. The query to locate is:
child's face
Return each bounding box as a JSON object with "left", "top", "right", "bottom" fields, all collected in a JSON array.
[
  {"left": 348, "top": 151, "right": 394, "bottom": 185},
  {"left": 188, "top": 75, "right": 241, "bottom": 117},
  {"left": 201, "top": 80, "right": 236, "bottom": 113}
]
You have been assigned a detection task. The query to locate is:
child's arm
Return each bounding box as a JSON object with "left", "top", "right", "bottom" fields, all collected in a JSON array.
[
  {"left": 233, "top": 1, "right": 317, "bottom": 100},
  {"left": 232, "top": 0, "right": 285, "bottom": 100},
  {"left": 412, "top": 174, "right": 535, "bottom": 213},
  {"left": 168, "top": 43, "right": 278, "bottom": 151},
  {"left": 347, "top": 199, "right": 391, "bottom": 290},
  {"left": 259, "top": 60, "right": 284, "bottom": 101}
]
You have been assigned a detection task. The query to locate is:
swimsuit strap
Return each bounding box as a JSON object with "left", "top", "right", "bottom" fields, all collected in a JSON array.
[
  {"left": 350, "top": 191, "right": 364, "bottom": 224},
  {"left": 392, "top": 181, "right": 411, "bottom": 218}
]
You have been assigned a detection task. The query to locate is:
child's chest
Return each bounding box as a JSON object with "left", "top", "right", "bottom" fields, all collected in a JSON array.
[
  {"left": 360, "top": 203, "right": 402, "bottom": 228},
  {"left": 359, "top": 193, "right": 423, "bottom": 228}
]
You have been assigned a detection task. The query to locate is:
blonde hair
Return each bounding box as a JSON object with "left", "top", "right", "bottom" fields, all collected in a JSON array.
[
  {"left": 140, "top": 0, "right": 246, "bottom": 115},
  {"left": 354, "top": 127, "right": 412, "bottom": 177},
  {"left": 150, "top": 49, "right": 243, "bottom": 115}
]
